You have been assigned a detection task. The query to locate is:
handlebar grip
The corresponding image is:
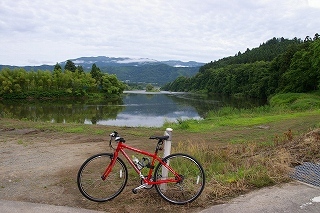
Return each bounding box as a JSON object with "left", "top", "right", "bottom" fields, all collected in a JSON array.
[
  {"left": 110, "top": 131, "right": 119, "bottom": 137},
  {"left": 115, "top": 137, "right": 125, "bottom": 143}
]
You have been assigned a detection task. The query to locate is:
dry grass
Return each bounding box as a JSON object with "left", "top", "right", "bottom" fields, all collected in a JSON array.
[
  {"left": 54, "top": 127, "right": 320, "bottom": 212},
  {"left": 172, "top": 128, "right": 320, "bottom": 206},
  {"left": 279, "top": 128, "right": 320, "bottom": 164},
  {"left": 1, "top": 117, "right": 320, "bottom": 213}
]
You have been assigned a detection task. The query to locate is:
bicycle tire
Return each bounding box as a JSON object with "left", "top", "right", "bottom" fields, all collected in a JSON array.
[
  {"left": 154, "top": 153, "right": 205, "bottom": 204},
  {"left": 77, "top": 153, "right": 128, "bottom": 202}
]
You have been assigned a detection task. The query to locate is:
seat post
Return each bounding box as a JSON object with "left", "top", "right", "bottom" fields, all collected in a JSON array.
[
  {"left": 163, "top": 128, "right": 173, "bottom": 158},
  {"left": 161, "top": 128, "right": 173, "bottom": 191}
]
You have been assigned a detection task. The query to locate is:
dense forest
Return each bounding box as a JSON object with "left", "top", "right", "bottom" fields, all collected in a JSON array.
[
  {"left": 0, "top": 61, "right": 125, "bottom": 100},
  {"left": 0, "top": 59, "right": 202, "bottom": 86},
  {"left": 162, "top": 34, "right": 320, "bottom": 99},
  {"left": 101, "top": 64, "right": 199, "bottom": 85}
]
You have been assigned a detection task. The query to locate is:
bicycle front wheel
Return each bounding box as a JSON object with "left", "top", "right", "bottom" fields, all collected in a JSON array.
[
  {"left": 77, "top": 153, "right": 128, "bottom": 202},
  {"left": 154, "top": 153, "right": 205, "bottom": 204}
]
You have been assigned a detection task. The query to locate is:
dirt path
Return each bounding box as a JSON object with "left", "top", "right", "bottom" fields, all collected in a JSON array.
[
  {"left": 1, "top": 115, "right": 319, "bottom": 213},
  {"left": 0, "top": 127, "right": 204, "bottom": 213},
  {"left": 0, "top": 128, "right": 107, "bottom": 206}
]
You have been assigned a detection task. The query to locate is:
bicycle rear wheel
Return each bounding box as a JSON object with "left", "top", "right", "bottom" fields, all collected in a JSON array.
[
  {"left": 154, "top": 153, "right": 205, "bottom": 204},
  {"left": 77, "top": 153, "right": 128, "bottom": 202}
]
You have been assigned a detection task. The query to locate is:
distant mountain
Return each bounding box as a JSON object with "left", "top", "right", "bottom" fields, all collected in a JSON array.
[
  {"left": 63, "top": 56, "right": 205, "bottom": 68},
  {"left": 0, "top": 56, "right": 205, "bottom": 85},
  {"left": 103, "top": 63, "right": 200, "bottom": 85},
  {"left": 0, "top": 64, "right": 54, "bottom": 71}
]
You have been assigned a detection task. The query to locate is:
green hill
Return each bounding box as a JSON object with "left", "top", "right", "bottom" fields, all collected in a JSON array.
[{"left": 162, "top": 34, "right": 320, "bottom": 99}]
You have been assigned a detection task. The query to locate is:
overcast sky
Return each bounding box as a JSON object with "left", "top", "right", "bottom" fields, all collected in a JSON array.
[{"left": 0, "top": 0, "right": 319, "bottom": 66}]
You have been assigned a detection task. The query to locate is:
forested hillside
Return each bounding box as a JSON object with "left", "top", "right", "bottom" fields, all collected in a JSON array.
[
  {"left": 0, "top": 61, "right": 125, "bottom": 100},
  {"left": 102, "top": 64, "right": 199, "bottom": 85},
  {"left": 162, "top": 34, "right": 320, "bottom": 99},
  {"left": 0, "top": 57, "right": 202, "bottom": 86}
]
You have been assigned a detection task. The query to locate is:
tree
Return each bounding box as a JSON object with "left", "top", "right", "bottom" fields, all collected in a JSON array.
[
  {"left": 90, "top": 63, "right": 103, "bottom": 87},
  {"left": 77, "top": 65, "right": 84, "bottom": 74},
  {"left": 53, "top": 63, "right": 62, "bottom": 72},
  {"left": 280, "top": 39, "right": 319, "bottom": 93},
  {"left": 64, "top": 60, "right": 77, "bottom": 72},
  {"left": 304, "top": 36, "right": 312, "bottom": 42},
  {"left": 146, "top": 84, "right": 154, "bottom": 91},
  {"left": 0, "top": 66, "right": 125, "bottom": 99},
  {"left": 101, "top": 74, "right": 125, "bottom": 97}
]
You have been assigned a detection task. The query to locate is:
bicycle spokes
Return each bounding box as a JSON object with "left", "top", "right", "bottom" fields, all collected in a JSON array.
[
  {"left": 154, "top": 153, "right": 205, "bottom": 204},
  {"left": 77, "top": 131, "right": 205, "bottom": 204},
  {"left": 77, "top": 153, "right": 128, "bottom": 202}
]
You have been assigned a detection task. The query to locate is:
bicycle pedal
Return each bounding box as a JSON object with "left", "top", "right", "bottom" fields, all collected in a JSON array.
[
  {"left": 132, "top": 183, "right": 148, "bottom": 194},
  {"left": 132, "top": 189, "right": 138, "bottom": 194}
]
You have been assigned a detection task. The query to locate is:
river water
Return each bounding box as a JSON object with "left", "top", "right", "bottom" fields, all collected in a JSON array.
[{"left": 0, "top": 91, "right": 266, "bottom": 127}]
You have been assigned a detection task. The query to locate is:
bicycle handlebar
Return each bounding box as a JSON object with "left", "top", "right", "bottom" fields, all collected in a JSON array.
[
  {"left": 110, "top": 131, "right": 169, "bottom": 143},
  {"left": 109, "top": 131, "right": 169, "bottom": 148},
  {"left": 109, "top": 131, "right": 125, "bottom": 148},
  {"left": 109, "top": 131, "right": 118, "bottom": 138},
  {"left": 109, "top": 131, "right": 168, "bottom": 152},
  {"left": 149, "top": 136, "right": 169, "bottom": 141}
]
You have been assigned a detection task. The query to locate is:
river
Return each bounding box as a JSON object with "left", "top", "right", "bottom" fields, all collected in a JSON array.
[{"left": 0, "top": 91, "right": 266, "bottom": 127}]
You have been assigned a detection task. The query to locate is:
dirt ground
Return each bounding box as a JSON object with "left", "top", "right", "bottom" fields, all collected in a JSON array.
[
  {"left": 1, "top": 115, "right": 319, "bottom": 213},
  {"left": 0, "top": 125, "right": 209, "bottom": 213}
]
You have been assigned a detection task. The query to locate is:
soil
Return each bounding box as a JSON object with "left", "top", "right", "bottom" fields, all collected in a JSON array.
[
  {"left": 1, "top": 115, "right": 319, "bottom": 213},
  {"left": 0, "top": 125, "right": 208, "bottom": 213}
]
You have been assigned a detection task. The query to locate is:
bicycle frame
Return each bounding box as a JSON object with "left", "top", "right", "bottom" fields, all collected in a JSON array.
[
  {"left": 101, "top": 140, "right": 182, "bottom": 186},
  {"left": 77, "top": 132, "right": 205, "bottom": 204}
]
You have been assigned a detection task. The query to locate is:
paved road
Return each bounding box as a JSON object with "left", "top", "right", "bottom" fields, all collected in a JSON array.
[
  {"left": 0, "top": 200, "right": 104, "bottom": 213},
  {"left": 199, "top": 181, "right": 320, "bottom": 213},
  {"left": 1, "top": 181, "right": 320, "bottom": 213}
]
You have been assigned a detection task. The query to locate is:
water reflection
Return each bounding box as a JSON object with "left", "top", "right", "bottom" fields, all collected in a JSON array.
[
  {"left": 84, "top": 92, "right": 202, "bottom": 127},
  {"left": 0, "top": 99, "right": 125, "bottom": 125},
  {"left": 0, "top": 91, "right": 266, "bottom": 127}
]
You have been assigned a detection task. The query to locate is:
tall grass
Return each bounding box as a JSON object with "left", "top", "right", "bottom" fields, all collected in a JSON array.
[
  {"left": 170, "top": 128, "right": 320, "bottom": 201},
  {"left": 269, "top": 93, "right": 320, "bottom": 110},
  {"left": 167, "top": 92, "right": 320, "bottom": 200}
]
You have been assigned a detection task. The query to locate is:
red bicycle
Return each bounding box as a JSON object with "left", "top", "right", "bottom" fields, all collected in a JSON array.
[{"left": 77, "top": 131, "right": 205, "bottom": 204}]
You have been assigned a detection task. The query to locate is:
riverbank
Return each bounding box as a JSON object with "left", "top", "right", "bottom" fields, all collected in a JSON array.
[{"left": 1, "top": 108, "right": 320, "bottom": 212}]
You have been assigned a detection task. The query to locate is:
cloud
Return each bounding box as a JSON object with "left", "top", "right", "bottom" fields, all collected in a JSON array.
[
  {"left": 0, "top": 0, "right": 319, "bottom": 66},
  {"left": 308, "top": 0, "right": 320, "bottom": 8}
]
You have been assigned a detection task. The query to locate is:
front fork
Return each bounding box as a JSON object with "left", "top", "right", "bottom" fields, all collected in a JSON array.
[{"left": 101, "top": 153, "right": 118, "bottom": 180}]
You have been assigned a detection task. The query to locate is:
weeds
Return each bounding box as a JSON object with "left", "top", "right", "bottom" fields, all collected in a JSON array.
[
  {"left": 269, "top": 93, "right": 320, "bottom": 110},
  {"left": 170, "top": 128, "right": 320, "bottom": 202},
  {"left": 1, "top": 92, "right": 320, "bottom": 211}
]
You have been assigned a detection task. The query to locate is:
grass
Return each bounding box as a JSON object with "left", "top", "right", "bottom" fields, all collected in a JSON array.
[
  {"left": 162, "top": 92, "right": 320, "bottom": 202},
  {"left": 269, "top": 93, "right": 320, "bottom": 110},
  {"left": 1, "top": 92, "right": 320, "bottom": 212},
  {"left": 165, "top": 103, "right": 320, "bottom": 132},
  {"left": 172, "top": 127, "right": 319, "bottom": 201}
]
